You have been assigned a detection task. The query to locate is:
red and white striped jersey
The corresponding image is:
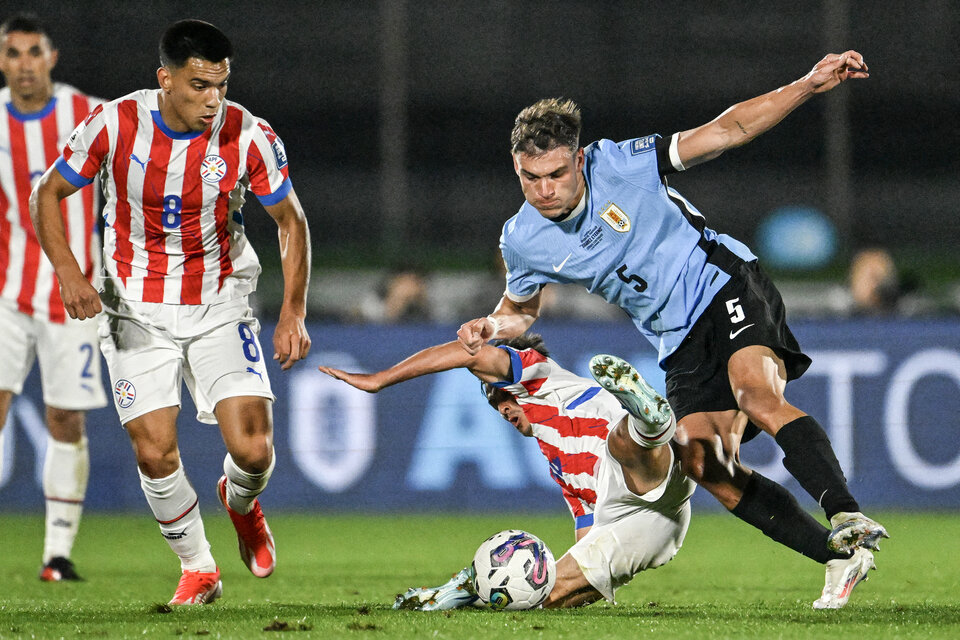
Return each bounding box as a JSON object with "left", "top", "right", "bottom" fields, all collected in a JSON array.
[
  {"left": 0, "top": 83, "right": 101, "bottom": 323},
  {"left": 494, "top": 346, "right": 628, "bottom": 526},
  {"left": 55, "top": 89, "right": 291, "bottom": 305}
]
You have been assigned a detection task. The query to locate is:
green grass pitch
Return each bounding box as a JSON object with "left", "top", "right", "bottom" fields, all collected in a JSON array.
[{"left": 1, "top": 510, "right": 958, "bottom": 638}]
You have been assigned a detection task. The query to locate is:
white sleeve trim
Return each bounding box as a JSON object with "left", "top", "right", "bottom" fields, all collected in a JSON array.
[
  {"left": 669, "top": 133, "right": 686, "bottom": 172},
  {"left": 504, "top": 287, "right": 539, "bottom": 303}
]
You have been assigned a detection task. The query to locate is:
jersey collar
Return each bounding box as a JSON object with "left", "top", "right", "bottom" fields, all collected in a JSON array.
[
  {"left": 150, "top": 89, "right": 207, "bottom": 140},
  {"left": 7, "top": 96, "right": 57, "bottom": 121},
  {"left": 552, "top": 183, "right": 588, "bottom": 224}
]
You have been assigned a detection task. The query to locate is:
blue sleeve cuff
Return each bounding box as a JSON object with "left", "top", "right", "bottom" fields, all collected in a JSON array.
[
  {"left": 575, "top": 513, "right": 594, "bottom": 529},
  {"left": 254, "top": 177, "right": 292, "bottom": 206},
  {"left": 489, "top": 346, "right": 523, "bottom": 388},
  {"left": 55, "top": 157, "right": 94, "bottom": 188}
]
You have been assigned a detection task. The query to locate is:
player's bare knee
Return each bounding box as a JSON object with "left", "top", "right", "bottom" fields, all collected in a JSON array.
[
  {"left": 135, "top": 449, "right": 181, "bottom": 478},
  {"left": 228, "top": 441, "right": 273, "bottom": 474},
  {"left": 683, "top": 448, "right": 747, "bottom": 508},
  {"left": 734, "top": 387, "right": 786, "bottom": 433},
  {"left": 699, "top": 478, "right": 742, "bottom": 510},
  {"left": 606, "top": 422, "right": 639, "bottom": 463},
  {"left": 46, "top": 407, "right": 85, "bottom": 442},
  {"left": 0, "top": 390, "right": 13, "bottom": 426},
  {"left": 675, "top": 441, "right": 707, "bottom": 482}
]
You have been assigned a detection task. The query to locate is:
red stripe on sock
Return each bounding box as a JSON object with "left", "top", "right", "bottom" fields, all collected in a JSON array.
[
  {"left": 44, "top": 496, "right": 84, "bottom": 505},
  {"left": 156, "top": 498, "right": 199, "bottom": 524}
]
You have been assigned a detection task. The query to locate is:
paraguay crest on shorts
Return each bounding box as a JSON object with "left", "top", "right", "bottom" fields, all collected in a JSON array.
[
  {"left": 114, "top": 379, "right": 136, "bottom": 408},
  {"left": 600, "top": 202, "right": 631, "bottom": 233},
  {"left": 200, "top": 154, "right": 228, "bottom": 184}
]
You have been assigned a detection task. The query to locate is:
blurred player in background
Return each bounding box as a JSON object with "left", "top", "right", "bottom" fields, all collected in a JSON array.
[
  {"left": 321, "top": 335, "right": 693, "bottom": 609},
  {"left": 0, "top": 12, "right": 106, "bottom": 582},
  {"left": 456, "top": 51, "right": 884, "bottom": 609},
  {"left": 321, "top": 335, "right": 874, "bottom": 609},
  {"left": 30, "top": 19, "right": 311, "bottom": 604}
]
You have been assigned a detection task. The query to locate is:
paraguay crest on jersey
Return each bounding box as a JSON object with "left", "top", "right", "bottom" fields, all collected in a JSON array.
[{"left": 200, "top": 154, "right": 227, "bottom": 183}]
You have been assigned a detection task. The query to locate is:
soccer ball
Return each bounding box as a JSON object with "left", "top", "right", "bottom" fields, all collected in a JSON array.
[{"left": 471, "top": 529, "right": 556, "bottom": 610}]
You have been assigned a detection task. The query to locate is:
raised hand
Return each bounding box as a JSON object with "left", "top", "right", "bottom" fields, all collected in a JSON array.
[{"left": 803, "top": 50, "right": 869, "bottom": 94}]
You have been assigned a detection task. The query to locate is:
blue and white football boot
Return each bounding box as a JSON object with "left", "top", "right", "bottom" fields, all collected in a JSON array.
[
  {"left": 590, "top": 354, "right": 675, "bottom": 447},
  {"left": 393, "top": 566, "right": 481, "bottom": 611}
]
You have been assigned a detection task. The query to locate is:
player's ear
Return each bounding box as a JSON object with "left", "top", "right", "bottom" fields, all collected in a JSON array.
[
  {"left": 48, "top": 47, "right": 59, "bottom": 70},
  {"left": 575, "top": 147, "right": 584, "bottom": 170},
  {"left": 157, "top": 66, "right": 172, "bottom": 93},
  {"left": 512, "top": 153, "right": 521, "bottom": 175}
]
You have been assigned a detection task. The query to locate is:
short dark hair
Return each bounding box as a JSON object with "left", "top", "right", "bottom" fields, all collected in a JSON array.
[
  {"left": 482, "top": 333, "right": 550, "bottom": 408},
  {"left": 0, "top": 12, "right": 52, "bottom": 43},
  {"left": 159, "top": 19, "right": 233, "bottom": 68},
  {"left": 493, "top": 333, "right": 550, "bottom": 358},
  {"left": 510, "top": 98, "right": 582, "bottom": 155}
]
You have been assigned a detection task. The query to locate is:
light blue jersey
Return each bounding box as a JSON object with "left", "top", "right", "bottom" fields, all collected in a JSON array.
[{"left": 501, "top": 135, "right": 756, "bottom": 364}]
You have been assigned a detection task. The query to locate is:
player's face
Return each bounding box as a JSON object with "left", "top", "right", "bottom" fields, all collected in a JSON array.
[
  {"left": 0, "top": 31, "right": 57, "bottom": 103},
  {"left": 157, "top": 57, "right": 230, "bottom": 132},
  {"left": 513, "top": 146, "right": 585, "bottom": 220},
  {"left": 496, "top": 398, "right": 533, "bottom": 437}
]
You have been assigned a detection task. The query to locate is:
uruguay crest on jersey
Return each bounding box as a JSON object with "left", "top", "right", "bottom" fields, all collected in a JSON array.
[{"left": 599, "top": 202, "right": 631, "bottom": 233}]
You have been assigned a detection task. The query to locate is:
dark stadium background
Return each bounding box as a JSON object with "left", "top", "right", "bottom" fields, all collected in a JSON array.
[
  {"left": 21, "top": 0, "right": 958, "bottom": 282},
  {"left": 4, "top": 0, "right": 958, "bottom": 516}
]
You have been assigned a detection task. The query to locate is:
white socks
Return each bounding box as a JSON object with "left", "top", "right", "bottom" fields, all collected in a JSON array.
[
  {"left": 42, "top": 436, "right": 89, "bottom": 563},
  {"left": 626, "top": 413, "right": 677, "bottom": 448},
  {"left": 139, "top": 465, "right": 216, "bottom": 572},
  {"left": 222, "top": 449, "right": 275, "bottom": 515}
]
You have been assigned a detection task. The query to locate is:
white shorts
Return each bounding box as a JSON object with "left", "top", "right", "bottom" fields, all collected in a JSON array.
[
  {"left": 0, "top": 300, "right": 107, "bottom": 410},
  {"left": 97, "top": 294, "right": 274, "bottom": 425},
  {"left": 567, "top": 444, "right": 696, "bottom": 602}
]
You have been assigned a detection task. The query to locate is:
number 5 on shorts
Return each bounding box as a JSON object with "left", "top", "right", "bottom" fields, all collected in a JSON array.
[
  {"left": 238, "top": 323, "right": 261, "bottom": 363},
  {"left": 725, "top": 298, "right": 746, "bottom": 324}
]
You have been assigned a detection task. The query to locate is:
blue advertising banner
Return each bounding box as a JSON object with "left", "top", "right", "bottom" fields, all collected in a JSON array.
[{"left": 1, "top": 318, "right": 958, "bottom": 516}]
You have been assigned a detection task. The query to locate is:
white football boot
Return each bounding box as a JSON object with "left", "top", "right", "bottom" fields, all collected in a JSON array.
[{"left": 813, "top": 547, "right": 875, "bottom": 609}]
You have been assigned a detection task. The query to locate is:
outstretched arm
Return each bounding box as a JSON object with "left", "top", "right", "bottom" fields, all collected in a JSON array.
[
  {"left": 29, "top": 167, "right": 100, "bottom": 320},
  {"left": 318, "top": 341, "right": 514, "bottom": 392},
  {"left": 676, "top": 50, "right": 869, "bottom": 169},
  {"left": 457, "top": 292, "right": 541, "bottom": 356},
  {"left": 263, "top": 188, "right": 312, "bottom": 370}
]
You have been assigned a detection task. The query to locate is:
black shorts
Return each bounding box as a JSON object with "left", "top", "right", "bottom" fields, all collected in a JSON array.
[{"left": 662, "top": 260, "right": 811, "bottom": 423}]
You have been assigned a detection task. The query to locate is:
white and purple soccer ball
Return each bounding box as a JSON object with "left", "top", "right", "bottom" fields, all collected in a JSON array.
[{"left": 471, "top": 529, "right": 557, "bottom": 610}]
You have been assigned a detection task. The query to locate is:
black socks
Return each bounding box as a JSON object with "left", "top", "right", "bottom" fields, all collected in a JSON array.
[
  {"left": 731, "top": 472, "right": 847, "bottom": 564},
  {"left": 775, "top": 416, "right": 860, "bottom": 519}
]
